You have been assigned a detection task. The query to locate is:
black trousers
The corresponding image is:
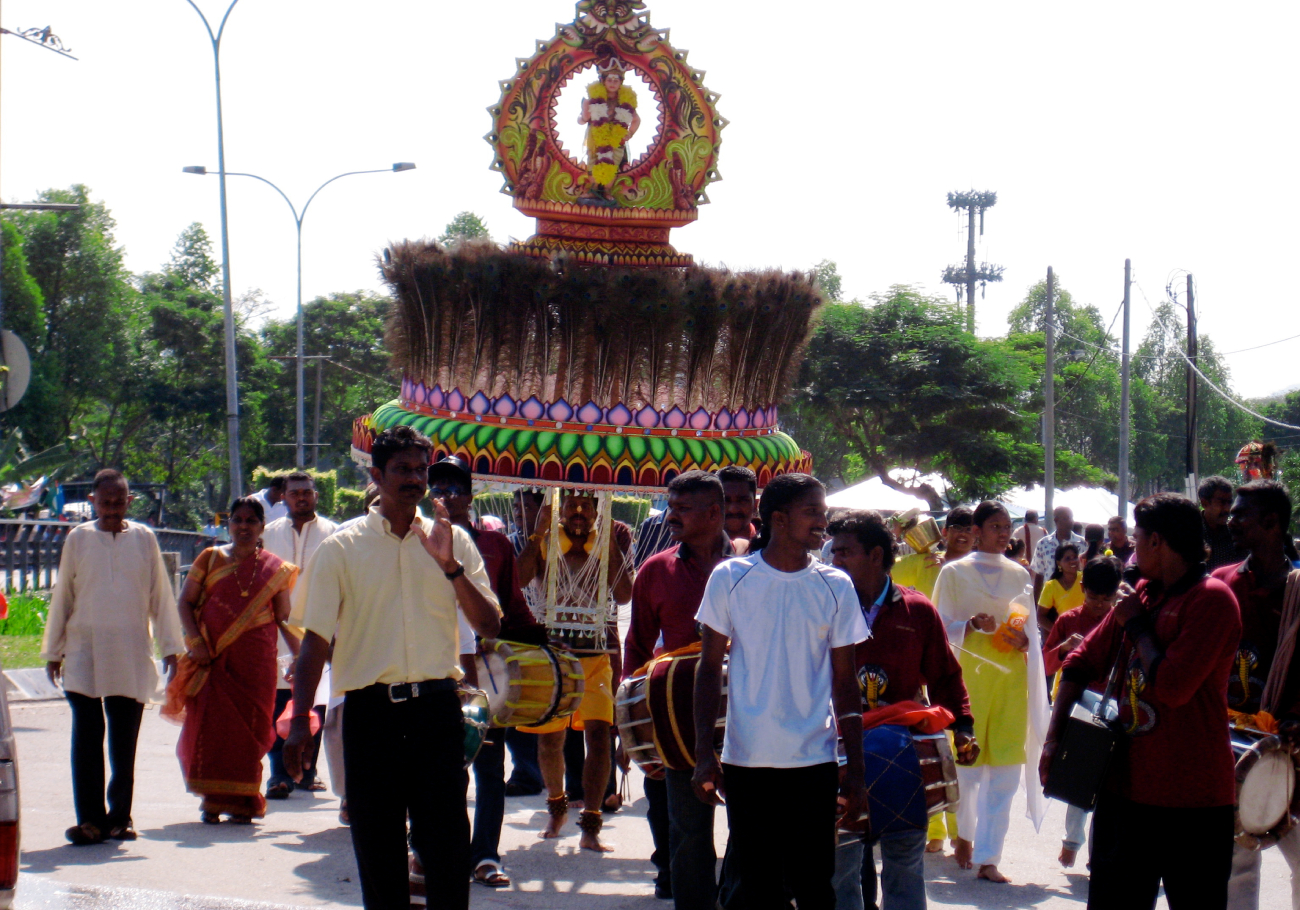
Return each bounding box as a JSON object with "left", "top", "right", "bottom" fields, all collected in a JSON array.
[
  {"left": 66, "top": 691, "right": 144, "bottom": 830},
  {"left": 722, "top": 762, "right": 839, "bottom": 910},
  {"left": 644, "top": 774, "right": 670, "bottom": 887},
  {"left": 1089, "top": 792, "right": 1234, "bottom": 910},
  {"left": 343, "top": 683, "right": 469, "bottom": 910}
]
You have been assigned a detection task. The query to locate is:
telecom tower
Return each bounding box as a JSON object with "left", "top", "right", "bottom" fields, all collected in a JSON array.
[{"left": 942, "top": 190, "right": 1004, "bottom": 333}]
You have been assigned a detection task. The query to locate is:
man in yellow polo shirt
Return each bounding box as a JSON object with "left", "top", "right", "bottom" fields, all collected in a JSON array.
[
  {"left": 284, "top": 426, "right": 501, "bottom": 910},
  {"left": 516, "top": 492, "right": 633, "bottom": 852}
]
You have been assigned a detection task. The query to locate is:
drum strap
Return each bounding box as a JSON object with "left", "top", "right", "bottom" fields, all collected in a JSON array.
[{"left": 1261, "top": 570, "right": 1300, "bottom": 716}]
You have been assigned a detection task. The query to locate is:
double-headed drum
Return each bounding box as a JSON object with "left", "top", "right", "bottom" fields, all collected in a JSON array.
[
  {"left": 1232, "top": 729, "right": 1300, "bottom": 850},
  {"left": 644, "top": 644, "right": 728, "bottom": 771},
  {"left": 914, "top": 732, "right": 961, "bottom": 816},
  {"left": 474, "top": 639, "right": 585, "bottom": 728},
  {"left": 615, "top": 674, "right": 664, "bottom": 780},
  {"left": 854, "top": 725, "right": 961, "bottom": 840}
]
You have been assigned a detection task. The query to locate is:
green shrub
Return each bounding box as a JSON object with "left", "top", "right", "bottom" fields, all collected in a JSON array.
[
  {"left": 0, "top": 593, "right": 48, "bottom": 636},
  {"left": 251, "top": 467, "right": 338, "bottom": 517},
  {"left": 334, "top": 487, "right": 369, "bottom": 521}
]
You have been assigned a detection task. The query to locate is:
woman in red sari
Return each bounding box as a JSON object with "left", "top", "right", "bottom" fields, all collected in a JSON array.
[{"left": 163, "top": 497, "right": 296, "bottom": 823}]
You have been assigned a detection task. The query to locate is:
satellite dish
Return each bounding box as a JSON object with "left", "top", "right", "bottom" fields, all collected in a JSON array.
[{"left": 0, "top": 331, "right": 31, "bottom": 412}]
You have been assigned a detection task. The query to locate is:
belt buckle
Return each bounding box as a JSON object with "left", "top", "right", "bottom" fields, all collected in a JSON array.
[{"left": 388, "top": 683, "right": 409, "bottom": 703}]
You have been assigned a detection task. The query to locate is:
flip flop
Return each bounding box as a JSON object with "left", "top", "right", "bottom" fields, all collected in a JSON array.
[
  {"left": 473, "top": 861, "right": 510, "bottom": 888},
  {"left": 266, "top": 781, "right": 292, "bottom": 800},
  {"left": 65, "top": 822, "right": 104, "bottom": 846}
]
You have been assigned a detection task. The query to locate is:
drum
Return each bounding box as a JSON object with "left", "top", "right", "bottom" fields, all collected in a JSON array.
[
  {"left": 473, "top": 639, "right": 585, "bottom": 727},
  {"left": 644, "top": 644, "right": 727, "bottom": 771},
  {"left": 409, "top": 852, "right": 426, "bottom": 908},
  {"left": 914, "top": 732, "right": 961, "bottom": 816},
  {"left": 615, "top": 674, "right": 665, "bottom": 780},
  {"left": 853, "top": 725, "right": 961, "bottom": 839},
  {"left": 1232, "top": 729, "right": 1300, "bottom": 850},
  {"left": 460, "top": 687, "right": 490, "bottom": 769}
]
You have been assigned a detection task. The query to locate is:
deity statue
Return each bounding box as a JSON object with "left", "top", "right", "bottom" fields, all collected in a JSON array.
[{"left": 578, "top": 57, "right": 640, "bottom": 203}]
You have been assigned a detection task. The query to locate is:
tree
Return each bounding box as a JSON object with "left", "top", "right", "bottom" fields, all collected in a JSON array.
[
  {"left": 792, "top": 286, "right": 1103, "bottom": 508},
  {"left": 258, "top": 291, "right": 398, "bottom": 475},
  {"left": 811, "top": 259, "right": 842, "bottom": 302},
  {"left": 438, "top": 212, "right": 490, "bottom": 246}
]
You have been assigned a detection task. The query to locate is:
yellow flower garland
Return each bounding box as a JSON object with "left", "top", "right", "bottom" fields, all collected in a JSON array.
[{"left": 586, "top": 83, "right": 637, "bottom": 187}]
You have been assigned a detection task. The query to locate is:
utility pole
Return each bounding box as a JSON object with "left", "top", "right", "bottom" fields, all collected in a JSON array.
[
  {"left": 1118, "top": 259, "right": 1132, "bottom": 521},
  {"left": 1185, "top": 273, "right": 1198, "bottom": 488},
  {"left": 942, "top": 190, "right": 1004, "bottom": 333},
  {"left": 312, "top": 358, "right": 324, "bottom": 467},
  {"left": 1044, "top": 266, "right": 1056, "bottom": 519}
]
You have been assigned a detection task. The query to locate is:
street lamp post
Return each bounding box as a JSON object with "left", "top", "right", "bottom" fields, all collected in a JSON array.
[
  {"left": 184, "top": 0, "right": 244, "bottom": 499},
  {"left": 183, "top": 164, "right": 416, "bottom": 467}
]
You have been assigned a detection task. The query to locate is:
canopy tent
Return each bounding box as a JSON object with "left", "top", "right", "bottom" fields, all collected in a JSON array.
[
  {"left": 826, "top": 477, "right": 932, "bottom": 514},
  {"left": 999, "top": 485, "right": 1135, "bottom": 526}
]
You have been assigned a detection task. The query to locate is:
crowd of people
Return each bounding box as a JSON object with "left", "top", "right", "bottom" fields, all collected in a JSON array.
[{"left": 35, "top": 437, "right": 1300, "bottom": 910}]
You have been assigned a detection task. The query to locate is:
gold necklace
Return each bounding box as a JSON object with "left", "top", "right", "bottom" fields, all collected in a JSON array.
[{"left": 233, "top": 547, "right": 260, "bottom": 597}]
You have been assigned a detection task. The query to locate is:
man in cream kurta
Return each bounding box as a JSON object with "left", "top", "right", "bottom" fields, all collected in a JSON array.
[
  {"left": 262, "top": 471, "right": 338, "bottom": 799},
  {"left": 41, "top": 469, "right": 184, "bottom": 844},
  {"left": 933, "top": 503, "right": 1049, "bottom": 884}
]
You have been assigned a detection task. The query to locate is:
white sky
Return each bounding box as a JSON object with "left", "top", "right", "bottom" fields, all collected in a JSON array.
[{"left": 3, "top": 1, "right": 1297, "bottom": 399}]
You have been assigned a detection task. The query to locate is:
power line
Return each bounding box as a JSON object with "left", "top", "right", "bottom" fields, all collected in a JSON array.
[
  {"left": 1217, "top": 332, "right": 1300, "bottom": 356},
  {"left": 1134, "top": 281, "right": 1300, "bottom": 432}
]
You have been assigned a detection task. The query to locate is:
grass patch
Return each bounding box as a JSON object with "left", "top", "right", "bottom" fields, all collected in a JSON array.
[
  {"left": 0, "top": 593, "right": 48, "bottom": 636},
  {"left": 0, "top": 635, "right": 44, "bottom": 670}
]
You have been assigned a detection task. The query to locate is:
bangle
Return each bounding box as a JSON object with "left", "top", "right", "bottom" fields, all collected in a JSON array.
[
  {"left": 292, "top": 712, "right": 313, "bottom": 720},
  {"left": 444, "top": 563, "right": 465, "bottom": 581},
  {"left": 836, "top": 712, "right": 861, "bottom": 724}
]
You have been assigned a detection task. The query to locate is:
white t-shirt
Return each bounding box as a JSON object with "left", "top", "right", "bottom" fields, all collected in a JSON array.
[{"left": 696, "top": 551, "right": 868, "bottom": 768}]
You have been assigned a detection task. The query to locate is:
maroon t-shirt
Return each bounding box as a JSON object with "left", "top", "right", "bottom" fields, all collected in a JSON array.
[
  {"left": 1213, "top": 559, "right": 1286, "bottom": 715},
  {"left": 623, "top": 537, "right": 735, "bottom": 679},
  {"left": 1042, "top": 606, "right": 1110, "bottom": 680},
  {"left": 471, "top": 528, "right": 544, "bottom": 640},
  {"left": 1061, "top": 571, "right": 1241, "bottom": 808},
  {"left": 852, "top": 581, "right": 974, "bottom": 734}
]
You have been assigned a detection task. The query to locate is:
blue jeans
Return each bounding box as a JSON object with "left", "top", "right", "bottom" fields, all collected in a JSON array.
[
  {"left": 267, "top": 688, "right": 323, "bottom": 790},
  {"left": 504, "top": 726, "right": 543, "bottom": 791},
  {"left": 666, "top": 767, "right": 717, "bottom": 910},
  {"left": 471, "top": 728, "right": 506, "bottom": 867},
  {"left": 833, "top": 827, "right": 928, "bottom": 910}
]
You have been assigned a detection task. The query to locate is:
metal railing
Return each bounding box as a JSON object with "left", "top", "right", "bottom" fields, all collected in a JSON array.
[{"left": 0, "top": 520, "right": 213, "bottom": 594}]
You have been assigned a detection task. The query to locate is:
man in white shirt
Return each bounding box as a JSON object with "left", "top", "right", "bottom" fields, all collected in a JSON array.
[
  {"left": 1013, "top": 510, "right": 1046, "bottom": 563},
  {"left": 1031, "top": 506, "right": 1085, "bottom": 603},
  {"left": 692, "top": 473, "right": 869, "bottom": 910},
  {"left": 41, "top": 469, "right": 184, "bottom": 845},
  {"left": 262, "top": 471, "right": 338, "bottom": 800},
  {"left": 252, "top": 475, "right": 289, "bottom": 524}
]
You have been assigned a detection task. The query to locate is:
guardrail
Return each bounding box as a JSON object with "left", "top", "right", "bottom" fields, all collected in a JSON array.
[{"left": 0, "top": 520, "right": 213, "bottom": 594}]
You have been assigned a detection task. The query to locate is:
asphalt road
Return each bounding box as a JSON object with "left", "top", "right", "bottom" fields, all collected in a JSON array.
[{"left": 9, "top": 699, "right": 1293, "bottom": 909}]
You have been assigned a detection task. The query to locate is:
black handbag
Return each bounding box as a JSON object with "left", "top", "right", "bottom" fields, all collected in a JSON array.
[{"left": 1043, "top": 634, "right": 1128, "bottom": 811}]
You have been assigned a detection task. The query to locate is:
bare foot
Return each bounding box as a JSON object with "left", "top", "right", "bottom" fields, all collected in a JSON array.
[
  {"left": 568, "top": 799, "right": 584, "bottom": 810},
  {"left": 954, "top": 838, "right": 973, "bottom": 870},
  {"left": 926, "top": 838, "right": 945, "bottom": 854},
  {"left": 540, "top": 810, "right": 566, "bottom": 839},
  {"left": 579, "top": 831, "right": 614, "bottom": 853},
  {"left": 978, "top": 864, "right": 1011, "bottom": 883},
  {"left": 1059, "top": 845, "right": 1078, "bottom": 868}
]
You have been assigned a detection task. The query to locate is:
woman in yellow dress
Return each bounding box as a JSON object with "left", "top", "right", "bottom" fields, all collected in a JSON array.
[
  {"left": 932, "top": 501, "right": 1049, "bottom": 883},
  {"left": 578, "top": 57, "right": 640, "bottom": 202}
]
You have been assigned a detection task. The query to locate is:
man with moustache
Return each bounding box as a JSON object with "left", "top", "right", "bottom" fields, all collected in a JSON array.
[
  {"left": 624, "top": 471, "right": 736, "bottom": 906},
  {"left": 717, "top": 465, "right": 758, "bottom": 548},
  {"left": 284, "top": 426, "right": 501, "bottom": 910}
]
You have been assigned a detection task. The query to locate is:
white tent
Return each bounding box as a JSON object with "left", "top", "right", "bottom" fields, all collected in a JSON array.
[
  {"left": 825, "top": 477, "right": 932, "bottom": 514},
  {"left": 999, "top": 485, "right": 1135, "bottom": 526}
]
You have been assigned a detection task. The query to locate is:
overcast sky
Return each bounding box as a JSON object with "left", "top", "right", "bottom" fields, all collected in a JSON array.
[{"left": 3, "top": 1, "right": 1297, "bottom": 400}]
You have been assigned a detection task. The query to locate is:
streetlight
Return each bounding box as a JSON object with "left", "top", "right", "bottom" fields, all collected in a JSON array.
[
  {"left": 183, "top": 163, "right": 416, "bottom": 467},
  {"left": 183, "top": 0, "right": 244, "bottom": 499}
]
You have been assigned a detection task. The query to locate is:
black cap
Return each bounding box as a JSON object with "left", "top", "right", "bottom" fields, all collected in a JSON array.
[{"left": 428, "top": 455, "right": 472, "bottom": 490}]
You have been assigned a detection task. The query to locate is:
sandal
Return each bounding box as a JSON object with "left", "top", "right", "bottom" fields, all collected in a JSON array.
[
  {"left": 200, "top": 811, "right": 221, "bottom": 825},
  {"left": 228, "top": 815, "right": 254, "bottom": 825},
  {"left": 65, "top": 822, "right": 104, "bottom": 846},
  {"left": 107, "top": 824, "right": 138, "bottom": 841},
  {"left": 305, "top": 780, "right": 328, "bottom": 792},
  {"left": 602, "top": 793, "right": 623, "bottom": 814},
  {"left": 473, "top": 861, "right": 511, "bottom": 888},
  {"left": 338, "top": 799, "right": 350, "bottom": 826},
  {"left": 266, "top": 781, "right": 292, "bottom": 800}
]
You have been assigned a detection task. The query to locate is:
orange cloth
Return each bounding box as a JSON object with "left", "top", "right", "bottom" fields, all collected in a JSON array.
[{"left": 861, "top": 700, "right": 954, "bottom": 735}]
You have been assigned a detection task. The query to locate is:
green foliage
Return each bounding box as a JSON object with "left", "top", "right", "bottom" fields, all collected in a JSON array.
[
  {"left": 0, "top": 593, "right": 48, "bottom": 636},
  {"left": 250, "top": 467, "right": 339, "bottom": 516},
  {"left": 333, "top": 486, "right": 369, "bottom": 521},
  {"left": 811, "top": 259, "right": 842, "bottom": 302},
  {"left": 438, "top": 211, "right": 491, "bottom": 245},
  {"left": 257, "top": 291, "right": 398, "bottom": 474},
  {"left": 792, "top": 286, "right": 1101, "bottom": 507}
]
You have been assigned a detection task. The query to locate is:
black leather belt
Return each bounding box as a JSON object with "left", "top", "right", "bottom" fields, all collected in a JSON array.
[{"left": 372, "top": 679, "right": 455, "bottom": 702}]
